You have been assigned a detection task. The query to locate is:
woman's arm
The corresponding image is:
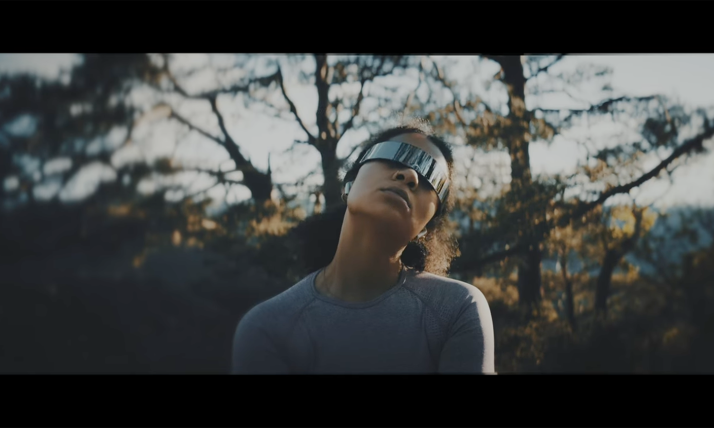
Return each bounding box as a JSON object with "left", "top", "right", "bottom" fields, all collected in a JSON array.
[{"left": 437, "top": 287, "right": 495, "bottom": 374}]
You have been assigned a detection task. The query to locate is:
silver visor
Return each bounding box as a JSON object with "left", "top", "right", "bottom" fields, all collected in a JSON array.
[{"left": 356, "top": 141, "right": 449, "bottom": 203}]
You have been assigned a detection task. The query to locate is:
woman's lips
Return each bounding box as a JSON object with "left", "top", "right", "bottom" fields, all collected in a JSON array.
[{"left": 381, "top": 188, "right": 411, "bottom": 210}]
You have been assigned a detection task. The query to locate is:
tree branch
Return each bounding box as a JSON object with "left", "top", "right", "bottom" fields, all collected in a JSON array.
[
  {"left": 169, "top": 110, "right": 224, "bottom": 146},
  {"left": 208, "top": 96, "right": 236, "bottom": 147},
  {"left": 527, "top": 55, "right": 565, "bottom": 80},
  {"left": 274, "top": 167, "right": 321, "bottom": 189},
  {"left": 196, "top": 72, "right": 281, "bottom": 100},
  {"left": 340, "top": 76, "right": 368, "bottom": 137},
  {"left": 330, "top": 99, "right": 341, "bottom": 140},
  {"left": 466, "top": 125, "right": 714, "bottom": 269},
  {"left": 161, "top": 56, "right": 190, "bottom": 98},
  {"left": 424, "top": 56, "right": 493, "bottom": 127},
  {"left": 207, "top": 95, "right": 255, "bottom": 170},
  {"left": 182, "top": 180, "right": 222, "bottom": 201},
  {"left": 180, "top": 171, "right": 247, "bottom": 203},
  {"left": 342, "top": 141, "right": 365, "bottom": 164},
  {"left": 534, "top": 96, "right": 658, "bottom": 123},
  {"left": 170, "top": 100, "right": 251, "bottom": 169},
  {"left": 161, "top": 54, "right": 280, "bottom": 101},
  {"left": 403, "top": 59, "right": 426, "bottom": 112},
  {"left": 570, "top": 96, "right": 655, "bottom": 122},
  {"left": 176, "top": 167, "right": 245, "bottom": 178},
  {"left": 277, "top": 66, "right": 316, "bottom": 144},
  {"left": 561, "top": 126, "right": 714, "bottom": 227}
]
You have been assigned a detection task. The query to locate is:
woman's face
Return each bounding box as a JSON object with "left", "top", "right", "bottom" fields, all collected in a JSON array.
[{"left": 346, "top": 132, "right": 449, "bottom": 243}]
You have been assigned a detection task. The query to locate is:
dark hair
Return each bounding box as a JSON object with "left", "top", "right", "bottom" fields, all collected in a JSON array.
[{"left": 290, "top": 119, "right": 458, "bottom": 277}]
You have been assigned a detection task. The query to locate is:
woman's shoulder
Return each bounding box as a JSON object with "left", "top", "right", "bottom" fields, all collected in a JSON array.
[
  {"left": 403, "top": 269, "right": 489, "bottom": 314},
  {"left": 239, "top": 271, "right": 319, "bottom": 328}
]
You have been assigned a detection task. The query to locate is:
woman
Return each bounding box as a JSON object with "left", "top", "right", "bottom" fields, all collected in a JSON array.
[{"left": 232, "top": 120, "right": 495, "bottom": 374}]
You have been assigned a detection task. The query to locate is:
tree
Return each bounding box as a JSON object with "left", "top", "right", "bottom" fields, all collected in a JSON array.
[
  {"left": 545, "top": 211, "right": 588, "bottom": 329},
  {"left": 246, "top": 54, "right": 413, "bottom": 209},
  {"left": 417, "top": 55, "right": 714, "bottom": 306},
  {"left": 591, "top": 204, "right": 654, "bottom": 315},
  {"left": 141, "top": 54, "right": 419, "bottom": 212},
  {"left": 151, "top": 54, "right": 279, "bottom": 204},
  {"left": 0, "top": 54, "right": 160, "bottom": 210},
  {"left": 637, "top": 206, "right": 714, "bottom": 323}
]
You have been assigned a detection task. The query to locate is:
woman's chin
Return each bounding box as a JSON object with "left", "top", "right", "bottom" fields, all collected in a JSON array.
[
  {"left": 348, "top": 209, "right": 413, "bottom": 247},
  {"left": 351, "top": 201, "right": 411, "bottom": 228},
  {"left": 371, "top": 208, "right": 413, "bottom": 234}
]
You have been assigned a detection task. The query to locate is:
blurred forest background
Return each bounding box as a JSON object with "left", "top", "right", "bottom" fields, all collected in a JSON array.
[{"left": 1, "top": 54, "right": 713, "bottom": 373}]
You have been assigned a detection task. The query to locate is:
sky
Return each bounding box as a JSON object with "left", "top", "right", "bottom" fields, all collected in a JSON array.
[
  {"left": 1, "top": 53, "right": 713, "bottom": 210},
  {"left": 540, "top": 54, "right": 714, "bottom": 209}
]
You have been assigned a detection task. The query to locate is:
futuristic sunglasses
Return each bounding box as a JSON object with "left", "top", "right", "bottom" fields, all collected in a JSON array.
[{"left": 344, "top": 141, "right": 450, "bottom": 205}]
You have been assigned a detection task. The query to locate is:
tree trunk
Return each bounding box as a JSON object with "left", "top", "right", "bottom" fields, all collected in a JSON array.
[
  {"left": 221, "top": 136, "right": 273, "bottom": 203},
  {"left": 595, "top": 209, "right": 644, "bottom": 315},
  {"left": 313, "top": 54, "right": 343, "bottom": 210},
  {"left": 207, "top": 96, "right": 274, "bottom": 205},
  {"left": 560, "top": 251, "right": 577, "bottom": 329},
  {"left": 314, "top": 55, "right": 330, "bottom": 140},
  {"left": 312, "top": 190, "right": 323, "bottom": 215},
  {"left": 242, "top": 167, "right": 273, "bottom": 204},
  {"left": 493, "top": 55, "right": 541, "bottom": 306},
  {"left": 517, "top": 247, "right": 542, "bottom": 306},
  {"left": 0, "top": 146, "right": 10, "bottom": 202},
  {"left": 320, "top": 144, "right": 342, "bottom": 210},
  {"left": 595, "top": 248, "right": 621, "bottom": 315}
]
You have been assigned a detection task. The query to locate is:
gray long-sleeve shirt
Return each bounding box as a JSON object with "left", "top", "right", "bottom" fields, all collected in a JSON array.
[{"left": 231, "top": 267, "right": 495, "bottom": 374}]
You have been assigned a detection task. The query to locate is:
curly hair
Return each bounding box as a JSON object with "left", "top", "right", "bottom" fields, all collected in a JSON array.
[{"left": 290, "top": 119, "right": 459, "bottom": 277}]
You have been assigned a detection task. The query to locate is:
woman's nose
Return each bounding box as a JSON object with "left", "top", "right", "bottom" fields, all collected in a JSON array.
[{"left": 395, "top": 168, "right": 419, "bottom": 190}]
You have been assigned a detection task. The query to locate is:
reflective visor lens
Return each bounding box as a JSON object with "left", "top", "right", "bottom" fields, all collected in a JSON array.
[{"left": 357, "top": 141, "right": 449, "bottom": 203}]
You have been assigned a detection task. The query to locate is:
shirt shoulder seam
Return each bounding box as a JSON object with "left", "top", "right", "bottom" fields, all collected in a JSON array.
[
  {"left": 287, "top": 294, "right": 319, "bottom": 339},
  {"left": 402, "top": 284, "right": 450, "bottom": 332}
]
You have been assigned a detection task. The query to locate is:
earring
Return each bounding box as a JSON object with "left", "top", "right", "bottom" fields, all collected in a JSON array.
[
  {"left": 342, "top": 181, "right": 352, "bottom": 203},
  {"left": 417, "top": 229, "right": 427, "bottom": 239}
]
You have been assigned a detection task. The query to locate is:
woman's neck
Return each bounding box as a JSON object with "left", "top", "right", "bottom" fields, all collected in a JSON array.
[{"left": 317, "top": 212, "right": 405, "bottom": 302}]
